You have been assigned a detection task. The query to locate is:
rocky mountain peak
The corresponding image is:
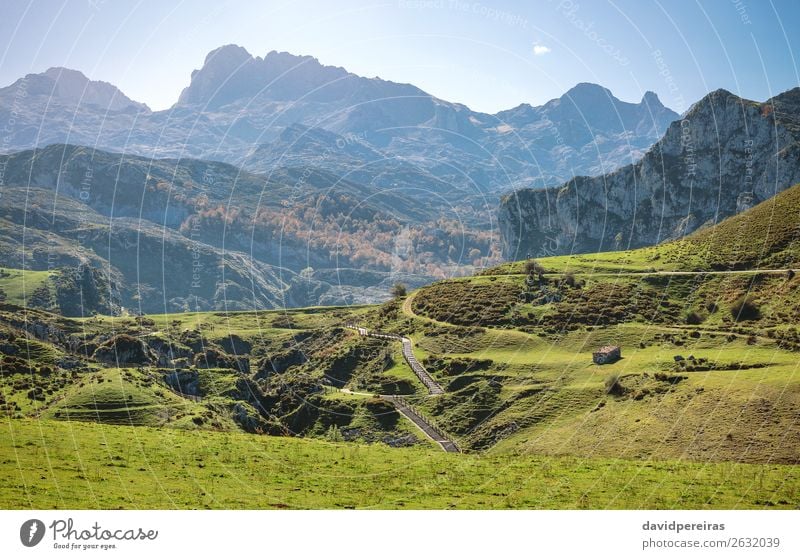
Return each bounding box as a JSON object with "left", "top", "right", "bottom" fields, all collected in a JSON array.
[
  {"left": 561, "top": 82, "right": 615, "bottom": 104},
  {"left": 641, "top": 90, "right": 664, "bottom": 108},
  {"left": 3, "top": 66, "right": 148, "bottom": 112},
  {"left": 177, "top": 45, "right": 354, "bottom": 108},
  {"left": 202, "top": 43, "right": 253, "bottom": 68}
]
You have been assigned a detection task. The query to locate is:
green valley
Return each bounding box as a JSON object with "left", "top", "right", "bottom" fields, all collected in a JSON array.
[{"left": 2, "top": 184, "right": 800, "bottom": 509}]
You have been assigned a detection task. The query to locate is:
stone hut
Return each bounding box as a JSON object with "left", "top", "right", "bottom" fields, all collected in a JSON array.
[{"left": 592, "top": 345, "right": 621, "bottom": 365}]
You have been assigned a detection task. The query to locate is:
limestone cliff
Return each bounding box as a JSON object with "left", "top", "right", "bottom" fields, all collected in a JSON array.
[{"left": 499, "top": 87, "right": 800, "bottom": 259}]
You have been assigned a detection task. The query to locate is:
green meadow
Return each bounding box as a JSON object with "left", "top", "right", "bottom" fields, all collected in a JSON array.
[{"left": 2, "top": 419, "right": 797, "bottom": 509}]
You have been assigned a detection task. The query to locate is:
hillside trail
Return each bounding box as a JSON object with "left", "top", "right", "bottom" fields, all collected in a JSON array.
[
  {"left": 381, "top": 395, "right": 460, "bottom": 453},
  {"left": 402, "top": 280, "right": 777, "bottom": 343},
  {"left": 345, "top": 324, "right": 444, "bottom": 394},
  {"left": 478, "top": 268, "right": 796, "bottom": 279},
  {"left": 344, "top": 324, "right": 459, "bottom": 452}
]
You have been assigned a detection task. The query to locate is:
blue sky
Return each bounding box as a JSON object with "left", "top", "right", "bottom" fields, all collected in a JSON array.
[{"left": 0, "top": 0, "right": 798, "bottom": 113}]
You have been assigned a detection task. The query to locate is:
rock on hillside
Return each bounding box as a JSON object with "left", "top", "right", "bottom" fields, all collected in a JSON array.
[{"left": 499, "top": 88, "right": 800, "bottom": 259}]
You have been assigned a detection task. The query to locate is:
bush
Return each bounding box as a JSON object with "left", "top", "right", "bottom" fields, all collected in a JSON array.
[
  {"left": 561, "top": 272, "right": 577, "bottom": 288},
  {"left": 604, "top": 374, "right": 624, "bottom": 396},
  {"left": 730, "top": 295, "right": 761, "bottom": 321},
  {"left": 685, "top": 311, "right": 705, "bottom": 325},
  {"left": 390, "top": 283, "right": 407, "bottom": 298},
  {"left": 524, "top": 260, "right": 545, "bottom": 276}
]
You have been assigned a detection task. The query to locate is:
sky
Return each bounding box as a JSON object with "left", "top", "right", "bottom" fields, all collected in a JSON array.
[{"left": 0, "top": 0, "right": 798, "bottom": 114}]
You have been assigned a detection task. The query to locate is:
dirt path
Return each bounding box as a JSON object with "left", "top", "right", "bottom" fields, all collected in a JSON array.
[{"left": 477, "top": 268, "right": 797, "bottom": 280}]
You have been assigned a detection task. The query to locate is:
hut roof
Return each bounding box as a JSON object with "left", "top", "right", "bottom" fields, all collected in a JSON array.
[{"left": 595, "top": 345, "right": 620, "bottom": 354}]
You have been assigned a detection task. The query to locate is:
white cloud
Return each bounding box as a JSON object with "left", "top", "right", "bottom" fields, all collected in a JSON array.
[{"left": 533, "top": 44, "right": 552, "bottom": 56}]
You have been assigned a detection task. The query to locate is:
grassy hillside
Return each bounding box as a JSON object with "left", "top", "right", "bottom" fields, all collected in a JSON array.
[
  {"left": 0, "top": 301, "right": 427, "bottom": 448},
  {"left": 347, "top": 187, "right": 800, "bottom": 460},
  {"left": 2, "top": 184, "right": 800, "bottom": 509},
  {"left": 491, "top": 182, "right": 800, "bottom": 275},
  {"left": 2, "top": 419, "right": 797, "bottom": 509},
  {"left": 683, "top": 181, "right": 800, "bottom": 269},
  {"left": 0, "top": 268, "right": 54, "bottom": 307}
]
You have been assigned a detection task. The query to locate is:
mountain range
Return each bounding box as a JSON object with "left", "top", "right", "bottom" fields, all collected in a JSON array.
[
  {"left": 0, "top": 44, "right": 677, "bottom": 192},
  {"left": 0, "top": 143, "right": 475, "bottom": 313}
]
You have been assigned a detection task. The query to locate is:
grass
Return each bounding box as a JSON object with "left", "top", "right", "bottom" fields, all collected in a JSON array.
[
  {"left": 1, "top": 418, "right": 798, "bottom": 509},
  {"left": 488, "top": 182, "right": 800, "bottom": 277},
  {"left": 0, "top": 268, "right": 54, "bottom": 306},
  {"left": 41, "top": 368, "right": 223, "bottom": 429},
  {"left": 396, "top": 282, "right": 800, "bottom": 458}
]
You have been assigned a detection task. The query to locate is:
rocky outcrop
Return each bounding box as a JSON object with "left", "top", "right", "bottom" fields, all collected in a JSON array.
[
  {"left": 193, "top": 347, "right": 249, "bottom": 372},
  {"left": 164, "top": 370, "right": 201, "bottom": 397},
  {"left": 93, "top": 334, "right": 155, "bottom": 365},
  {"left": 499, "top": 88, "right": 800, "bottom": 259}
]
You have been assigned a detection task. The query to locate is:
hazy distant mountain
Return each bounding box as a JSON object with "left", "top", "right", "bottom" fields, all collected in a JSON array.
[
  {"left": 499, "top": 87, "right": 800, "bottom": 259},
  {"left": 488, "top": 83, "right": 679, "bottom": 187},
  {"left": 0, "top": 45, "right": 677, "bottom": 193},
  {"left": 2, "top": 66, "right": 148, "bottom": 111}
]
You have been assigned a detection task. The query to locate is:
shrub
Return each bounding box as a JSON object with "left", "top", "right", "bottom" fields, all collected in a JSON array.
[
  {"left": 561, "top": 272, "right": 577, "bottom": 288},
  {"left": 730, "top": 295, "right": 761, "bottom": 321},
  {"left": 685, "top": 311, "right": 705, "bottom": 325},
  {"left": 604, "top": 374, "right": 624, "bottom": 396},
  {"left": 524, "top": 259, "right": 545, "bottom": 276},
  {"left": 390, "top": 283, "right": 407, "bottom": 298},
  {"left": 705, "top": 301, "right": 719, "bottom": 313}
]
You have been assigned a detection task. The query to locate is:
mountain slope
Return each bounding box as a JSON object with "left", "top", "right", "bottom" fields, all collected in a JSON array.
[
  {"left": 499, "top": 87, "right": 800, "bottom": 259},
  {"left": 382, "top": 188, "right": 800, "bottom": 458},
  {"left": 677, "top": 179, "right": 800, "bottom": 270},
  {"left": 0, "top": 187, "right": 291, "bottom": 313},
  {"left": 0, "top": 144, "right": 497, "bottom": 310}
]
